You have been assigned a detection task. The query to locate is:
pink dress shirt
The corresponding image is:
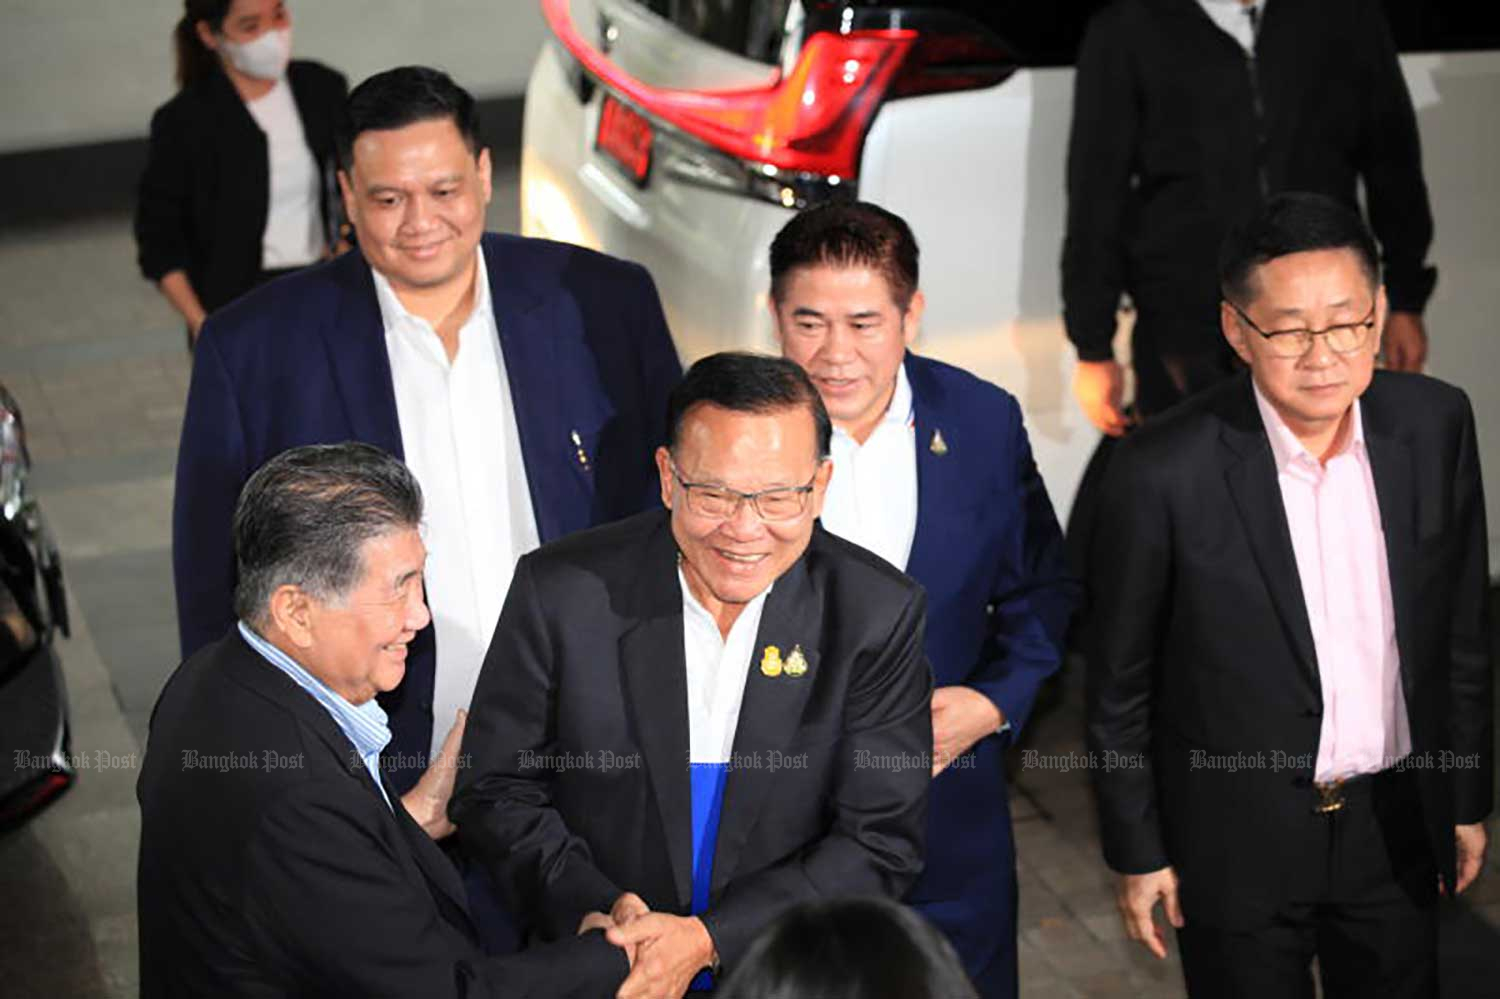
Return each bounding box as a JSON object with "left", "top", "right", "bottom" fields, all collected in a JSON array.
[{"left": 1253, "top": 383, "right": 1411, "bottom": 783}]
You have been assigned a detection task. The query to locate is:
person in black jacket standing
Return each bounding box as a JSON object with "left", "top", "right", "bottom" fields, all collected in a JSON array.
[
  {"left": 1062, "top": 0, "right": 1436, "bottom": 435},
  {"left": 1087, "top": 194, "right": 1489, "bottom": 997},
  {"left": 135, "top": 0, "right": 346, "bottom": 345}
]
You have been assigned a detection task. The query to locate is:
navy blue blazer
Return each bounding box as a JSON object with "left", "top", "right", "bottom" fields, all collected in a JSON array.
[
  {"left": 173, "top": 234, "right": 682, "bottom": 790},
  {"left": 899, "top": 353, "right": 1078, "bottom": 981}
]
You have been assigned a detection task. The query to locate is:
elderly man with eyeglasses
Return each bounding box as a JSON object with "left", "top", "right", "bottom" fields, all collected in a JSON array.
[
  {"left": 453, "top": 352, "right": 934, "bottom": 999},
  {"left": 1088, "top": 192, "right": 1491, "bottom": 998}
]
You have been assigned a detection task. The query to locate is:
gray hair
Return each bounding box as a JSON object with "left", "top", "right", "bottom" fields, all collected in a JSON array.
[{"left": 232, "top": 443, "right": 423, "bottom": 627}]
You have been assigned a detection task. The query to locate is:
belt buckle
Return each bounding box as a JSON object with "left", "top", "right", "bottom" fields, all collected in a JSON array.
[{"left": 1313, "top": 779, "right": 1346, "bottom": 814}]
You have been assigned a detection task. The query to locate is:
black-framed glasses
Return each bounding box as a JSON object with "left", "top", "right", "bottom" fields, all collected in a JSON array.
[
  {"left": 669, "top": 459, "right": 818, "bottom": 522},
  {"left": 1228, "top": 301, "right": 1377, "bottom": 359}
]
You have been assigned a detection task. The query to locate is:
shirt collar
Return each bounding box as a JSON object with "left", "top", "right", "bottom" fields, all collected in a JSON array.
[
  {"left": 372, "top": 243, "right": 490, "bottom": 335},
  {"left": 1252, "top": 378, "right": 1365, "bottom": 471},
  {"left": 832, "top": 362, "right": 915, "bottom": 443},
  {"left": 236, "top": 620, "right": 391, "bottom": 761},
  {"left": 678, "top": 568, "right": 772, "bottom": 633}
]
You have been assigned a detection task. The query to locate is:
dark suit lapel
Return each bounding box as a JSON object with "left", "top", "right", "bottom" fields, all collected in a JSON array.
[
  {"left": 224, "top": 634, "right": 474, "bottom": 927},
  {"left": 380, "top": 772, "right": 476, "bottom": 934},
  {"left": 1359, "top": 382, "right": 1419, "bottom": 704},
  {"left": 617, "top": 522, "right": 695, "bottom": 909},
  {"left": 710, "top": 550, "right": 822, "bottom": 895},
  {"left": 1218, "top": 380, "right": 1320, "bottom": 689},
  {"left": 223, "top": 632, "right": 382, "bottom": 786},
  {"left": 323, "top": 251, "right": 404, "bottom": 459},
  {"left": 904, "top": 354, "right": 962, "bottom": 584},
  {"left": 484, "top": 236, "right": 580, "bottom": 543}
]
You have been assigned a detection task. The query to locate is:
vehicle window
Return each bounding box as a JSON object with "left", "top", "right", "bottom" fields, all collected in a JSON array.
[
  {"left": 629, "top": 0, "right": 793, "bottom": 64},
  {"left": 1383, "top": 0, "right": 1500, "bottom": 53}
]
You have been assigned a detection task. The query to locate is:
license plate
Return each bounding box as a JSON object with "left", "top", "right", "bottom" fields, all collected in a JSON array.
[{"left": 596, "top": 94, "right": 653, "bottom": 186}]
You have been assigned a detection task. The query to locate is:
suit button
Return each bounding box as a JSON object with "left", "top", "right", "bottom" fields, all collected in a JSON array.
[
  {"left": 420, "top": 700, "right": 433, "bottom": 714},
  {"left": 1301, "top": 708, "right": 1321, "bottom": 718}
]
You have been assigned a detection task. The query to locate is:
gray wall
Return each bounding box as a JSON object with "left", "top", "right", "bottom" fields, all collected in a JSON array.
[{"left": 1, "top": 0, "right": 549, "bottom": 154}]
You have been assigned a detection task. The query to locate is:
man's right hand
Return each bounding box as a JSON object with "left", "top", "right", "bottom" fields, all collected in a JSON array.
[
  {"left": 1116, "top": 866, "right": 1184, "bottom": 959},
  {"left": 1074, "top": 359, "right": 1132, "bottom": 436}
]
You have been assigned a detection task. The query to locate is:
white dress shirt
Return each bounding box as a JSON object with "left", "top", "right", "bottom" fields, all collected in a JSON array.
[
  {"left": 1198, "top": 0, "right": 1261, "bottom": 53},
  {"left": 375, "top": 246, "right": 541, "bottom": 762},
  {"left": 680, "top": 569, "right": 770, "bottom": 766},
  {"left": 244, "top": 77, "right": 324, "bottom": 268},
  {"left": 819, "top": 364, "right": 918, "bottom": 571}
]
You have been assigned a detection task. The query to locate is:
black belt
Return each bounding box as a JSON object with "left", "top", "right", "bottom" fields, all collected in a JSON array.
[{"left": 1311, "top": 756, "right": 1414, "bottom": 815}]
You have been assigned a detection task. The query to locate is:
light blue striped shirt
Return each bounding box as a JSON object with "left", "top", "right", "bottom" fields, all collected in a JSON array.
[{"left": 237, "top": 620, "right": 393, "bottom": 809}]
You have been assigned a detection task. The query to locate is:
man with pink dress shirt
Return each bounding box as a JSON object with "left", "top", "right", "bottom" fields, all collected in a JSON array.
[{"left": 1087, "top": 192, "right": 1492, "bottom": 997}]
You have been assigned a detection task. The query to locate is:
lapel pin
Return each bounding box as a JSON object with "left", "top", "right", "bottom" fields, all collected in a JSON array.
[
  {"left": 929, "top": 429, "right": 949, "bottom": 456},
  {"left": 570, "top": 429, "right": 592, "bottom": 470},
  {"left": 760, "top": 645, "right": 783, "bottom": 678},
  {"left": 784, "top": 644, "right": 808, "bottom": 678}
]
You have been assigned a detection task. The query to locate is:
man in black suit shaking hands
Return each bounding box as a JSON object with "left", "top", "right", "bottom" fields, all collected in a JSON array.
[
  {"left": 138, "top": 443, "right": 629, "bottom": 997},
  {"left": 454, "top": 353, "right": 933, "bottom": 998}
]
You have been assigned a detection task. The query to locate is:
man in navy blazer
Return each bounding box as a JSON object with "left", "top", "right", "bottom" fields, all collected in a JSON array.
[
  {"left": 771, "top": 203, "right": 1079, "bottom": 999},
  {"left": 173, "top": 66, "right": 681, "bottom": 796}
]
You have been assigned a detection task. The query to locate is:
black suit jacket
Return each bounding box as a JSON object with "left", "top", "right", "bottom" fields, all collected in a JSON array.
[
  {"left": 1087, "top": 371, "right": 1492, "bottom": 927},
  {"left": 452, "top": 510, "right": 932, "bottom": 972},
  {"left": 137, "top": 631, "right": 628, "bottom": 998},
  {"left": 135, "top": 60, "right": 347, "bottom": 312}
]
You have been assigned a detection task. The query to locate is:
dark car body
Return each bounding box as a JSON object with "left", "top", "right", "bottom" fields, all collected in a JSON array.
[{"left": 0, "top": 383, "right": 73, "bottom": 829}]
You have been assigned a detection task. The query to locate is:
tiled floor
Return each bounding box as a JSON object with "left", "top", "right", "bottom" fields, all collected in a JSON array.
[{"left": 3, "top": 160, "right": 1499, "bottom": 999}]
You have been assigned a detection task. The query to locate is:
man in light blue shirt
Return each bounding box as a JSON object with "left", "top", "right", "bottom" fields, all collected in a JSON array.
[{"left": 138, "top": 442, "right": 630, "bottom": 997}]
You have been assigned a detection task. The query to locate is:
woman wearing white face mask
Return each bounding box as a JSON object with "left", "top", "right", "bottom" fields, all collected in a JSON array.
[{"left": 135, "top": 0, "right": 347, "bottom": 347}]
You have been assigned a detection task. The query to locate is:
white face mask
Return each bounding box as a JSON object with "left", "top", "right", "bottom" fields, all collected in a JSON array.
[{"left": 219, "top": 26, "right": 292, "bottom": 81}]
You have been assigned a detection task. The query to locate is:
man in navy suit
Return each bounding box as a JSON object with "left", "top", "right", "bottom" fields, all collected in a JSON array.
[
  {"left": 770, "top": 202, "right": 1079, "bottom": 999},
  {"left": 172, "top": 66, "right": 681, "bottom": 801}
]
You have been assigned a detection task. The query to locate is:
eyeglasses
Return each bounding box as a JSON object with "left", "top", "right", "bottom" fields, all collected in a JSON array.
[
  {"left": 669, "top": 459, "right": 817, "bottom": 522},
  {"left": 1228, "top": 301, "right": 1377, "bottom": 359}
]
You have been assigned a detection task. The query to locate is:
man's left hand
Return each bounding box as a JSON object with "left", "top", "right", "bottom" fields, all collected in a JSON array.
[
  {"left": 931, "top": 685, "right": 1004, "bottom": 776},
  {"left": 400, "top": 708, "right": 466, "bottom": 839},
  {"left": 607, "top": 913, "right": 715, "bottom": 999},
  {"left": 1383, "top": 311, "right": 1428, "bottom": 372},
  {"left": 1452, "top": 822, "right": 1488, "bottom": 894}
]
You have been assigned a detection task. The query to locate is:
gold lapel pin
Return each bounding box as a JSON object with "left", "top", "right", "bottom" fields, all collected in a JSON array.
[
  {"left": 929, "top": 429, "right": 949, "bottom": 456},
  {"left": 784, "top": 644, "right": 808, "bottom": 678},
  {"left": 570, "top": 430, "right": 592, "bottom": 470},
  {"left": 760, "top": 645, "right": 783, "bottom": 678}
]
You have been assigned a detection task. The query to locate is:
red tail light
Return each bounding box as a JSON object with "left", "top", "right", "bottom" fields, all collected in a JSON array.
[
  {"left": 0, "top": 771, "right": 72, "bottom": 827},
  {"left": 542, "top": 0, "right": 916, "bottom": 180},
  {"left": 891, "top": 31, "right": 1016, "bottom": 99}
]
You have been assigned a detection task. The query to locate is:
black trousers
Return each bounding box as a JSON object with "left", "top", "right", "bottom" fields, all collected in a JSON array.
[
  {"left": 1065, "top": 322, "right": 1239, "bottom": 594},
  {"left": 1131, "top": 321, "right": 1239, "bottom": 420},
  {"left": 1176, "top": 766, "right": 1439, "bottom": 999}
]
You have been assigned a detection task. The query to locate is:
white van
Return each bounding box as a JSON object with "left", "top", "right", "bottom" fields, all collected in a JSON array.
[{"left": 520, "top": 0, "right": 1500, "bottom": 550}]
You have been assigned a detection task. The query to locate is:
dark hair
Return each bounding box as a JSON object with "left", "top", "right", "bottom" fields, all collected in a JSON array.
[
  {"left": 1219, "top": 192, "right": 1381, "bottom": 307},
  {"left": 769, "top": 201, "right": 920, "bottom": 309},
  {"left": 666, "top": 352, "right": 832, "bottom": 460},
  {"left": 174, "top": 0, "right": 232, "bottom": 89},
  {"left": 719, "top": 898, "right": 977, "bottom": 999},
  {"left": 337, "top": 66, "right": 482, "bottom": 171},
  {"left": 232, "top": 443, "right": 423, "bottom": 626}
]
